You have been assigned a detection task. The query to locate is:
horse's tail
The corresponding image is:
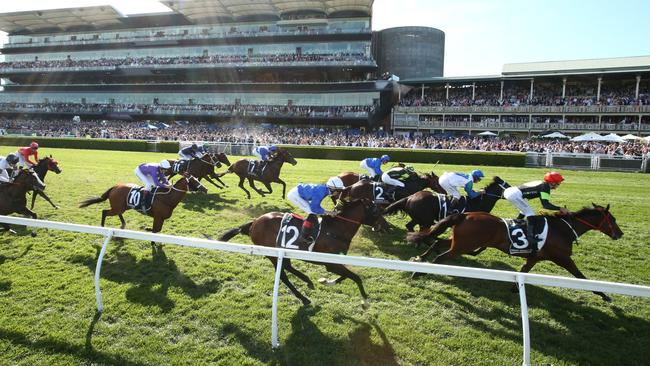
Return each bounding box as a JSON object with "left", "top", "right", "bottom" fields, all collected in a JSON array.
[
  {"left": 218, "top": 221, "right": 253, "bottom": 241},
  {"left": 79, "top": 187, "right": 113, "bottom": 208},
  {"left": 215, "top": 164, "right": 234, "bottom": 178},
  {"left": 383, "top": 196, "right": 408, "bottom": 216},
  {"left": 407, "top": 213, "right": 466, "bottom": 243}
]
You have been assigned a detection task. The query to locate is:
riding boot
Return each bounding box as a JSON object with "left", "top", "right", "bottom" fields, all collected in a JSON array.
[
  {"left": 526, "top": 216, "right": 540, "bottom": 257},
  {"left": 297, "top": 214, "right": 318, "bottom": 249},
  {"left": 450, "top": 197, "right": 460, "bottom": 214},
  {"left": 372, "top": 174, "right": 382, "bottom": 182}
]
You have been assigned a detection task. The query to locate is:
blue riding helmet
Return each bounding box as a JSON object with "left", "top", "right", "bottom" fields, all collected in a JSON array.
[
  {"left": 269, "top": 145, "right": 278, "bottom": 151},
  {"left": 191, "top": 143, "right": 198, "bottom": 150},
  {"left": 5, "top": 153, "right": 19, "bottom": 165},
  {"left": 471, "top": 169, "right": 485, "bottom": 180},
  {"left": 380, "top": 155, "right": 390, "bottom": 162}
]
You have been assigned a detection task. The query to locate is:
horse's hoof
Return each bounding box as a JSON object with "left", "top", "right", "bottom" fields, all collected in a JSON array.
[
  {"left": 30, "top": 231, "right": 37, "bottom": 237},
  {"left": 318, "top": 278, "right": 337, "bottom": 286},
  {"left": 410, "top": 256, "right": 422, "bottom": 262},
  {"left": 301, "top": 298, "right": 312, "bottom": 306},
  {"left": 8, "top": 229, "right": 17, "bottom": 235},
  {"left": 307, "top": 282, "right": 315, "bottom": 290},
  {"left": 361, "top": 299, "right": 371, "bottom": 310},
  {"left": 602, "top": 294, "right": 612, "bottom": 302},
  {"left": 410, "top": 272, "right": 424, "bottom": 280}
]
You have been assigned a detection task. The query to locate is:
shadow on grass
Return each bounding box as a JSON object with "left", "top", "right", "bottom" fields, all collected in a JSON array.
[
  {"left": 0, "top": 324, "right": 148, "bottom": 366},
  {"left": 412, "top": 257, "right": 650, "bottom": 365},
  {"left": 69, "top": 245, "right": 222, "bottom": 312},
  {"left": 242, "top": 202, "right": 290, "bottom": 218},
  {"left": 221, "top": 306, "right": 399, "bottom": 365},
  {"left": 181, "top": 193, "right": 237, "bottom": 213}
]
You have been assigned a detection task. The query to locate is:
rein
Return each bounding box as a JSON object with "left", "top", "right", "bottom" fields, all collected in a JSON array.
[
  {"left": 332, "top": 214, "right": 363, "bottom": 226},
  {"left": 574, "top": 210, "right": 614, "bottom": 235}
]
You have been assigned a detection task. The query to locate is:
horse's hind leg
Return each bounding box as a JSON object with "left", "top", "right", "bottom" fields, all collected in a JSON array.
[
  {"left": 284, "top": 259, "right": 314, "bottom": 289},
  {"left": 262, "top": 181, "right": 273, "bottom": 195},
  {"left": 248, "top": 178, "right": 265, "bottom": 197},
  {"left": 268, "top": 257, "right": 311, "bottom": 305},
  {"left": 238, "top": 176, "right": 252, "bottom": 199},
  {"left": 118, "top": 214, "right": 126, "bottom": 229},
  {"left": 323, "top": 263, "right": 369, "bottom": 309},
  {"left": 31, "top": 190, "right": 37, "bottom": 209},
  {"left": 553, "top": 256, "right": 612, "bottom": 302}
]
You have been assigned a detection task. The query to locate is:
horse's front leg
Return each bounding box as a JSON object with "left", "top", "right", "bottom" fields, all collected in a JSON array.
[
  {"left": 150, "top": 216, "right": 165, "bottom": 248},
  {"left": 552, "top": 256, "right": 611, "bottom": 302},
  {"left": 202, "top": 175, "right": 223, "bottom": 190},
  {"left": 38, "top": 190, "right": 59, "bottom": 209},
  {"left": 209, "top": 172, "right": 229, "bottom": 188},
  {"left": 248, "top": 178, "right": 266, "bottom": 197},
  {"left": 323, "top": 263, "right": 369, "bottom": 309},
  {"left": 275, "top": 178, "right": 287, "bottom": 199},
  {"left": 16, "top": 207, "right": 38, "bottom": 237},
  {"left": 262, "top": 181, "right": 273, "bottom": 195}
]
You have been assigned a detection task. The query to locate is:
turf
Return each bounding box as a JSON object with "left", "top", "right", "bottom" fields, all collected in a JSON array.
[{"left": 0, "top": 145, "right": 649, "bottom": 366}]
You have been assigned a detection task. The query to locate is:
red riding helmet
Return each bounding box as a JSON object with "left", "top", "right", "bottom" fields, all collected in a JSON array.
[
  {"left": 30, "top": 141, "right": 39, "bottom": 150},
  {"left": 544, "top": 171, "right": 564, "bottom": 184}
]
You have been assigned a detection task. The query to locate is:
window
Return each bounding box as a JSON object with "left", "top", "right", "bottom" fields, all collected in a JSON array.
[
  {"left": 188, "top": 98, "right": 194, "bottom": 105},
  {"left": 70, "top": 35, "right": 77, "bottom": 41},
  {"left": 109, "top": 98, "right": 115, "bottom": 104},
  {"left": 203, "top": 49, "right": 208, "bottom": 57},
  {"left": 153, "top": 98, "right": 159, "bottom": 105},
  {"left": 81, "top": 98, "right": 86, "bottom": 104},
  {"left": 248, "top": 48, "right": 254, "bottom": 57}
]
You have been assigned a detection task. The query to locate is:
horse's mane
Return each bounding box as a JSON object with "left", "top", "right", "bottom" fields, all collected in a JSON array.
[{"left": 541, "top": 205, "right": 604, "bottom": 218}]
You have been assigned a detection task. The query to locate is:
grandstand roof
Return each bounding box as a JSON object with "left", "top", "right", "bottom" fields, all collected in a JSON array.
[
  {"left": 0, "top": 6, "right": 124, "bottom": 34},
  {"left": 161, "top": 0, "right": 373, "bottom": 22},
  {"left": 503, "top": 56, "right": 650, "bottom": 76}
]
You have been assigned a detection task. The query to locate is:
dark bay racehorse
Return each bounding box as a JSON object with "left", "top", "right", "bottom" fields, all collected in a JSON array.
[
  {"left": 79, "top": 173, "right": 207, "bottom": 238},
  {"left": 341, "top": 171, "right": 445, "bottom": 205},
  {"left": 384, "top": 176, "right": 510, "bottom": 232},
  {"left": 217, "top": 148, "right": 297, "bottom": 199},
  {"left": 166, "top": 152, "right": 231, "bottom": 190},
  {"left": 407, "top": 204, "right": 623, "bottom": 301},
  {"left": 0, "top": 169, "right": 45, "bottom": 235},
  {"left": 217, "top": 198, "right": 384, "bottom": 307},
  {"left": 31, "top": 156, "right": 62, "bottom": 209}
]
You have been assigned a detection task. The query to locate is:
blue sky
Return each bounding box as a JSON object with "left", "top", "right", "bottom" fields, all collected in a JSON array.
[{"left": 1, "top": 0, "right": 649, "bottom": 76}]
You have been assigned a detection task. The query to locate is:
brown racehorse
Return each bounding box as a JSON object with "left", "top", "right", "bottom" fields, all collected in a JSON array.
[
  {"left": 340, "top": 171, "right": 445, "bottom": 205},
  {"left": 166, "top": 153, "right": 231, "bottom": 190},
  {"left": 217, "top": 198, "right": 384, "bottom": 307},
  {"left": 338, "top": 171, "right": 362, "bottom": 187},
  {"left": 79, "top": 173, "right": 207, "bottom": 238},
  {"left": 217, "top": 148, "right": 297, "bottom": 199},
  {"left": 31, "top": 156, "right": 62, "bottom": 209},
  {"left": 384, "top": 176, "right": 510, "bottom": 232},
  {"left": 0, "top": 169, "right": 45, "bottom": 235},
  {"left": 407, "top": 204, "right": 623, "bottom": 301}
]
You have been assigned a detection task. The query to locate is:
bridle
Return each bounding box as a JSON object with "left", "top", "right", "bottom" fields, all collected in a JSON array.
[
  {"left": 332, "top": 200, "right": 378, "bottom": 226},
  {"left": 574, "top": 208, "right": 616, "bottom": 237}
]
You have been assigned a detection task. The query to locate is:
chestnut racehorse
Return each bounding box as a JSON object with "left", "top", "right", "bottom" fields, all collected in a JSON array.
[
  {"left": 407, "top": 204, "right": 623, "bottom": 301},
  {"left": 79, "top": 173, "right": 207, "bottom": 236},
  {"left": 217, "top": 198, "right": 384, "bottom": 307},
  {"left": 0, "top": 169, "right": 45, "bottom": 235},
  {"left": 217, "top": 148, "right": 297, "bottom": 199}
]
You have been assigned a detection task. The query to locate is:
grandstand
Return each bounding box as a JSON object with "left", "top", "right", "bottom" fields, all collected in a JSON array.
[
  {"left": 393, "top": 56, "right": 650, "bottom": 137},
  {"left": 0, "top": 1, "right": 391, "bottom": 127}
]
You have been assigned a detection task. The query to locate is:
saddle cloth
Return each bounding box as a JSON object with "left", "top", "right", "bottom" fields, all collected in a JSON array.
[
  {"left": 172, "top": 160, "right": 189, "bottom": 174},
  {"left": 248, "top": 160, "right": 266, "bottom": 177},
  {"left": 126, "top": 186, "right": 157, "bottom": 214},
  {"left": 275, "top": 213, "right": 322, "bottom": 251},
  {"left": 502, "top": 218, "right": 549, "bottom": 255},
  {"left": 434, "top": 194, "right": 467, "bottom": 221},
  {"left": 372, "top": 182, "right": 393, "bottom": 204}
]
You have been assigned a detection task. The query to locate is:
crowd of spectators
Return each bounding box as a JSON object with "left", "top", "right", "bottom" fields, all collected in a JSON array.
[
  {"left": 0, "top": 53, "right": 373, "bottom": 70},
  {"left": 2, "top": 118, "right": 648, "bottom": 158},
  {"left": 399, "top": 84, "right": 650, "bottom": 108}
]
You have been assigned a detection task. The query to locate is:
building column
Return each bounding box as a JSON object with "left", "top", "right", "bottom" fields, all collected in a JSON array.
[
  {"left": 562, "top": 77, "right": 567, "bottom": 99},
  {"left": 499, "top": 80, "right": 504, "bottom": 101},
  {"left": 472, "top": 82, "right": 476, "bottom": 100},
  {"left": 421, "top": 84, "right": 425, "bottom": 100},
  {"left": 596, "top": 77, "right": 602, "bottom": 102},
  {"left": 636, "top": 75, "right": 642, "bottom": 99},
  {"left": 529, "top": 79, "right": 534, "bottom": 101},
  {"left": 445, "top": 83, "right": 450, "bottom": 100}
]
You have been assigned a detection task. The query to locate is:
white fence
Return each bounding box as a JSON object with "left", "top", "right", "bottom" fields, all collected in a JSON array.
[
  {"left": 526, "top": 151, "right": 648, "bottom": 172},
  {"left": 1, "top": 215, "right": 649, "bottom": 366}
]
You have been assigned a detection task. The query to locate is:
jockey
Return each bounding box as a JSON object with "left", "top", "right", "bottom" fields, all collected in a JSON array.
[
  {"left": 178, "top": 143, "right": 204, "bottom": 161},
  {"left": 0, "top": 153, "right": 19, "bottom": 185},
  {"left": 360, "top": 155, "right": 390, "bottom": 180},
  {"left": 502, "top": 171, "right": 570, "bottom": 255},
  {"left": 134, "top": 160, "right": 172, "bottom": 191},
  {"left": 439, "top": 170, "right": 484, "bottom": 207},
  {"left": 381, "top": 165, "right": 415, "bottom": 188},
  {"left": 253, "top": 144, "right": 277, "bottom": 162},
  {"left": 287, "top": 182, "right": 337, "bottom": 247},
  {"left": 16, "top": 141, "right": 39, "bottom": 168}
]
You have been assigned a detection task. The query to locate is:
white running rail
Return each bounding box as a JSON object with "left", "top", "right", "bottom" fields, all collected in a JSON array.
[{"left": 2, "top": 215, "right": 649, "bottom": 366}]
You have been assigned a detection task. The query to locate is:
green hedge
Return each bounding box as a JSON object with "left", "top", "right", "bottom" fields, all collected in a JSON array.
[
  {"left": 0, "top": 136, "right": 179, "bottom": 153},
  {"left": 281, "top": 145, "right": 526, "bottom": 167}
]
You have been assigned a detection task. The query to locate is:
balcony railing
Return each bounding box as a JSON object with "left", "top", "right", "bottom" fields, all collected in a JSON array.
[
  {"left": 392, "top": 118, "right": 650, "bottom": 132},
  {"left": 395, "top": 105, "right": 650, "bottom": 114}
]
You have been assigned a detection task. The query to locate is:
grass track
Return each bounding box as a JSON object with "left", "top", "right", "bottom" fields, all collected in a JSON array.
[{"left": 0, "top": 145, "right": 649, "bottom": 366}]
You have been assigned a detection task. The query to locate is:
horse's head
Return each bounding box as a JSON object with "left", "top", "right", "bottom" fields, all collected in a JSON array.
[
  {"left": 216, "top": 152, "right": 231, "bottom": 166},
  {"left": 15, "top": 169, "right": 46, "bottom": 191},
  {"left": 45, "top": 155, "right": 62, "bottom": 174},
  {"left": 277, "top": 149, "right": 298, "bottom": 166},
  {"left": 483, "top": 176, "right": 510, "bottom": 198},
  {"left": 574, "top": 203, "right": 623, "bottom": 240},
  {"left": 341, "top": 180, "right": 374, "bottom": 202},
  {"left": 424, "top": 172, "right": 445, "bottom": 194},
  {"left": 187, "top": 174, "right": 208, "bottom": 194}
]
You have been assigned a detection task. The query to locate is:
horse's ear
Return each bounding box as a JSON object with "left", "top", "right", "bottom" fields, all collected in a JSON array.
[
  {"left": 49, "top": 154, "right": 52, "bottom": 158},
  {"left": 592, "top": 202, "right": 597, "bottom": 208},
  {"left": 606, "top": 204, "right": 610, "bottom": 211}
]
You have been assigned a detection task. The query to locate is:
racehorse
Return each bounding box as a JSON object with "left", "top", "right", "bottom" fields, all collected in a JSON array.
[
  {"left": 0, "top": 169, "right": 45, "bottom": 235},
  {"left": 337, "top": 171, "right": 362, "bottom": 187},
  {"left": 30, "top": 155, "right": 62, "bottom": 209},
  {"left": 79, "top": 173, "right": 207, "bottom": 239},
  {"left": 407, "top": 204, "right": 623, "bottom": 301},
  {"left": 383, "top": 176, "right": 510, "bottom": 232},
  {"left": 166, "top": 152, "right": 231, "bottom": 190},
  {"left": 217, "top": 198, "right": 384, "bottom": 307},
  {"left": 340, "top": 171, "right": 445, "bottom": 206},
  {"left": 216, "top": 148, "right": 297, "bottom": 199}
]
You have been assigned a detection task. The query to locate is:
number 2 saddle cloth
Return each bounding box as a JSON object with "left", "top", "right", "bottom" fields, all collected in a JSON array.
[
  {"left": 275, "top": 213, "right": 323, "bottom": 251},
  {"left": 501, "top": 217, "right": 549, "bottom": 256},
  {"left": 126, "top": 186, "right": 158, "bottom": 214}
]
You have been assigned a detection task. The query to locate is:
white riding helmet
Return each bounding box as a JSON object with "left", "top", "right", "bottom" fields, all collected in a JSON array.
[
  {"left": 159, "top": 160, "right": 171, "bottom": 169},
  {"left": 326, "top": 176, "right": 344, "bottom": 189}
]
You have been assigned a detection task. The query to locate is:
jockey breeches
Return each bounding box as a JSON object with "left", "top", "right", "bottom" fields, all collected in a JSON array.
[
  {"left": 503, "top": 187, "right": 535, "bottom": 217},
  {"left": 439, "top": 175, "right": 462, "bottom": 199},
  {"left": 381, "top": 173, "right": 405, "bottom": 187},
  {"left": 287, "top": 187, "right": 316, "bottom": 214},
  {"left": 252, "top": 150, "right": 263, "bottom": 161},
  {"left": 360, "top": 160, "right": 378, "bottom": 177},
  {"left": 134, "top": 167, "right": 156, "bottom": 190}
]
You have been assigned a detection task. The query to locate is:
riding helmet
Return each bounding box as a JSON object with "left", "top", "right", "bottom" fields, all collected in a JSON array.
[
  {"left": 544, "top": 171, "right": 564, "bottom": 184},
  {"left": 381, "top": 155, "right": 390, "bottom": 162},
  {"left": 269, "top": 145, "right": 278, "bottom": 151},
  {"left": 471, "top": 169, "right": 485, "bottom": 180},
  {"left": 5, "top": 153, "right": 18, "bottom": 165},
  {"left": 30, "top": 142, "right": 39, "bottom": 150},
  {"left": 159, "top": 160, "right": 172, "bottom": 169}
]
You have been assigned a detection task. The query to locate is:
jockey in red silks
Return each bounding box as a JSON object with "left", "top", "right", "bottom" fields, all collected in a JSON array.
[{"left": 16, "top": 141, "right": 39, "bottom": 168}]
